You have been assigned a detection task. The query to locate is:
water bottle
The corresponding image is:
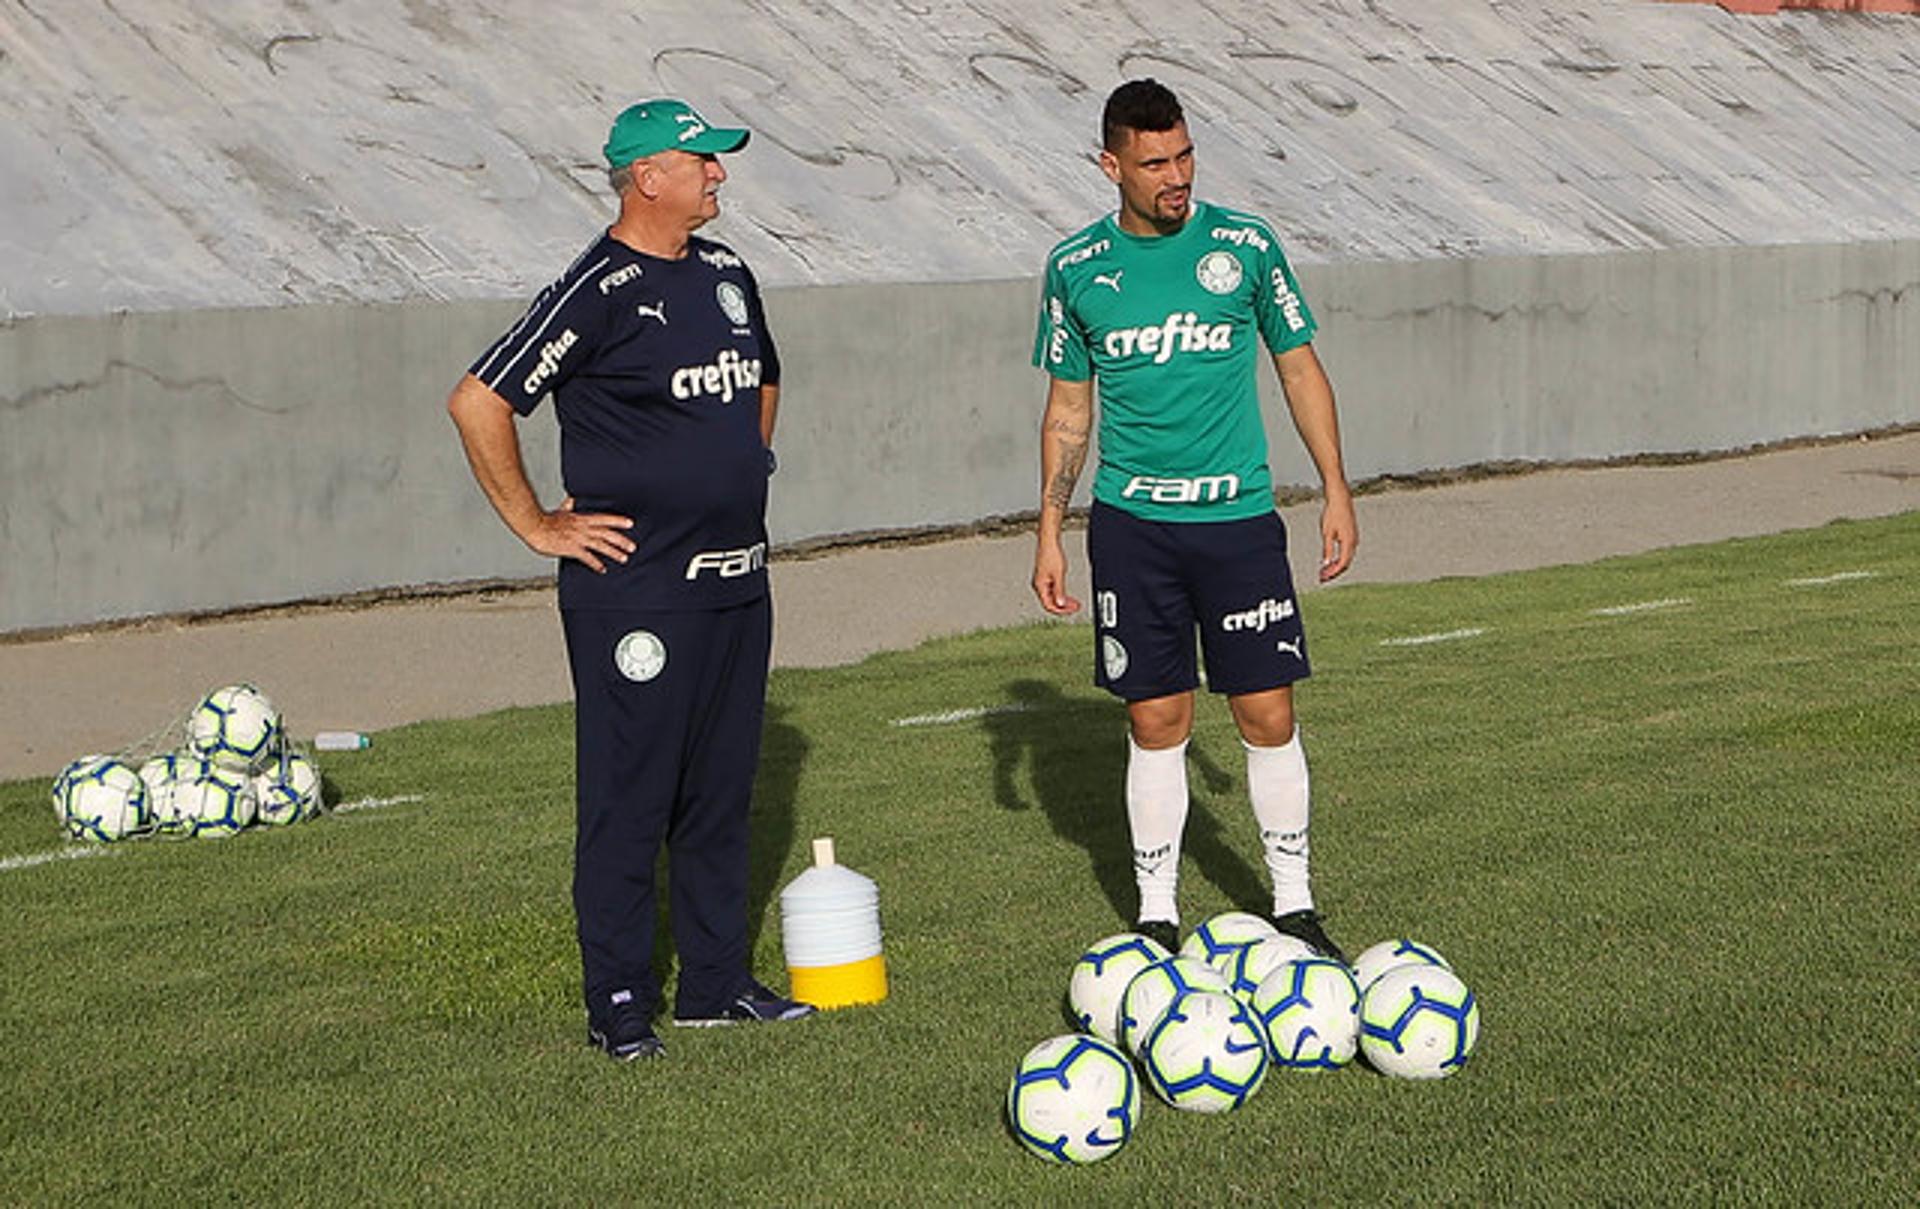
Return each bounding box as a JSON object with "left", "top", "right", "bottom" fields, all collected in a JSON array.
[
  {"left": 779, "top": 837, "right": 887, "bottom": 1010},
  {"left": 313, "top": 731, "right": 371, "bottom": 751}
]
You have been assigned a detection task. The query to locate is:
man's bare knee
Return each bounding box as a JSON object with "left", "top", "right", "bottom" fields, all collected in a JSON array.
[
  {"left": 1230, "top": 688, "right": 1296, "bottom": 747},
  {"left": 1128, "top": 694, "right": 1194, "bottom": 749}
]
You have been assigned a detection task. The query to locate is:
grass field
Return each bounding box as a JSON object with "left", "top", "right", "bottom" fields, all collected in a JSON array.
[{"left": 2, "top": 513, "right": 1916, "bottom": 1205}]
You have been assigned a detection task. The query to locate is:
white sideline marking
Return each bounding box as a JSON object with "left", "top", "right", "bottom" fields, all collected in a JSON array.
[
  {"left": 0, "top": 846, "right": 116, "bottom": 874},
  {"left": 1785, "top": 571, "right": 1879, "bottom": 587},
  {"left": 1, "top": 797, "right": 425, "bottom": 871},
  {"left": 332, "top": 793, "right": 426, "bottom": 814},
  {"left": 1380, "top": 627, "right": 1486, "bottom": 647},
  {"left": 1590, "top": 598, "right": 1692, "bottom": 617},
  {"left": 891, "top": 704, "right": 1035, "bottom": 728}
]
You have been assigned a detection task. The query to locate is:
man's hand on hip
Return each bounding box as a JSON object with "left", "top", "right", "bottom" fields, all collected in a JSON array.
[{"left": 528, "top": 498, "right": 636, "bottom": 574}]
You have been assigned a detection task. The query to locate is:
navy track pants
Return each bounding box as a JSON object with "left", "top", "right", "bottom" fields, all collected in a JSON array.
[{"left": 561, "top": 596, "right": 770, "bottom": 1021}]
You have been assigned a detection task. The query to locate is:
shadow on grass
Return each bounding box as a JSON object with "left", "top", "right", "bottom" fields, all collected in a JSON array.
[
  {"left": 987, "top": 678, "right": 1266, "bottom": 926},
  {"left": 746, "top": 701, "right": 807, "bottom": 956}
]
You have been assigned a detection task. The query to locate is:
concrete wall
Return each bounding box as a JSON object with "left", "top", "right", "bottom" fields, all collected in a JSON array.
[
  {"left": 9, "top": 2, "right": 1920, "bottom": 632},
  {"left": 5, "top": 239, "right": 1915, "bottom": 633},
  {"left": 1280, "top": 240, "right": 1920, "bottom": 487},
  {"left": 10, "top": 0, "right": 1920, "bottom": 316}
]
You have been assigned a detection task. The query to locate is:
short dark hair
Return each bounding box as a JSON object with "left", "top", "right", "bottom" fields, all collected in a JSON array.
[{"left": 1102, "top": 78, "right": 1184, "bottom": 151}]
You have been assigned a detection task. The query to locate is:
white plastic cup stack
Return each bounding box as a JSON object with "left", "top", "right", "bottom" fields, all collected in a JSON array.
[{"left": 779, "top": 837, "right": 888, "bottom": 1009}]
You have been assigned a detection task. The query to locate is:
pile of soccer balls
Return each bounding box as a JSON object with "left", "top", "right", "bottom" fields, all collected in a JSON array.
[
  {"left": 1006, "top": 912, "right": 1480, "bottom": 1164},
  {"left": 50, "top": 683, "right": 323, "bottom": 843}
]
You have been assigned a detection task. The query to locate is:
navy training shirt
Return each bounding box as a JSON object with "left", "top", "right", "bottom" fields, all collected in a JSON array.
[{"left": 469, "top": 231, "right": 781, "bottom": 612}]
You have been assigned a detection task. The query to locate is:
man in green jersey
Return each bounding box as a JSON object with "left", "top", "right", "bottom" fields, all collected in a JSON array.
[{"left": 1030, "top": 78, "right": 1358, "bottom": 962}]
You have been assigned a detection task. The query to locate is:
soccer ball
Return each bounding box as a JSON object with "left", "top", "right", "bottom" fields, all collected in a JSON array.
[
  {"left": 252, "top": 750, "right": 321, "bottom": 826},
  {"left": 186, "top": 683, "right": 282, "bottom": 773},
  {"left": 1179, "top": 910, "right": 1281, "bottom": 974},
  {"left": 1118, "top": 955, "right": 1233, "bottom": 1055},
  {"left": 174, "top": 767, "right": 257, "bottom": 839},
  {"left": 139, "top": 750, "right": 215, "bottom": 836},
  {"left": 138, "top": 750, "right": 208, "bottom": 795},
  {"left": 52, "top": 755, "right": 150, "bottom": 842},
  {"left": 1223, "top": 933, "right": 1316, "bottom": 1003},
  {"left": 1251, "top": 957, "right": 1362, "bottom": 1071},
  {"left": 1137, "top": 989, "right": 1269, "bottom": 1113},
  {"left": 1351, "top": 937, "right": 1452, "bottom": 992},
  {"left": 1068, "top": 931, "right": 1172, "bottom": 1044},
  {"left": 1005, "top": 1034, "right": 1140, "bottom": 1164},
  {"left": 1360, "top": 963, "right": 1480, "bottom": 1079}
]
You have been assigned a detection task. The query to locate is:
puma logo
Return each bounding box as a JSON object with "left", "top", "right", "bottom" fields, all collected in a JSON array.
[
  {"left": 1263, "top": 827, "right": 1309, "bottom": 858},
  {"left": 1275, "top": 637, "right": 1304, "bottom": 660},
  {"left": 1093, "top": 270, "right": 1124, "bottom": 292},
  {"left": 636, "top": 301, "right": 668, "bottom": 325}
]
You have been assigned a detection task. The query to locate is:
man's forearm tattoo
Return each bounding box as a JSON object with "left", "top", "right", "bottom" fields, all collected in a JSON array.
[{"left": 1044, "top": 417, "right": 1089, "bottom": 510}]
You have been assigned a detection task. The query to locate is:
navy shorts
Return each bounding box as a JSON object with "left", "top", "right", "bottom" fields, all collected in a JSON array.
[{"left": 1085, "top": 501, "right": 1311, "bottom": 701}]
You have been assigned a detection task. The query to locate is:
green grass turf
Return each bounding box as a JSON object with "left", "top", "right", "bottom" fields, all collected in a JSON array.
[{"left": 1, "top": 513, "right": 1915, "bottom": 1204}]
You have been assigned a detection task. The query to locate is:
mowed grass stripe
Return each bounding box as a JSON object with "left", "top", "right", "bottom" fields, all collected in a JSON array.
[{"left": 0, "top": 513, "right": 1914, "bottom": 1205}]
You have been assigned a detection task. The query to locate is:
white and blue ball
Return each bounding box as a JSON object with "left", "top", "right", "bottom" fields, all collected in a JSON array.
[
  {"left": 138, "top": 750, "right": 209, "bottom": 795},
  {"left": 1351, "top": 937, "right": 1452, "bottom": 992},
  {"left": 175, "top": 767, "right": 257, "bottom": 839},
  {"left": 1223, "top": 933, "right": 1315, "bottom": 1004},
  {"left": 52, "top": 755, "right": 150, "bottom": 842},
  {"left": 1179, "top": 910, "right": 1281, "bottom": 975},
  {"left": 139, "top": 751, "right": 214, "bottom": 836},
  {"left": 1068, "top": 931, "right": 1172, "bottom": 1044},
  {"left": 252, "top": 750, "right": 322, "bottom": 826},
  {"left": 1137, "top": 988, "right": 1269, "bottom": 1113},
  {"left": 1359, "top": 962, "right": 1480, "bottom": 1079},
  {"left": 1251, "top": 957, "right": 1362, "bottom": 1071},
  {"left": 1006, "top": 1033, "right": 1140, "bottom": 1164},
  {"left": 1118, "top": 955, "right": 1232, "bottom": 1055},
  {"left": 186, "top": 683, "right": 282, "bottom": 773}
]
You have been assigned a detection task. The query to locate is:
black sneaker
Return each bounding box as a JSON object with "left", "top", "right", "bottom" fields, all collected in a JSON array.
[
  {"left": 674, "top": 979, "right": 817, "bottom": 1028},
  {"left": 1136, "top": 919, "right": 1180, "bottom": 956},
  {"left": 1271, "top": 909, "right": 1348, "bottom": 966},
  {"left": 587, "top": 998, "right": 666, "bottom": 1061}
]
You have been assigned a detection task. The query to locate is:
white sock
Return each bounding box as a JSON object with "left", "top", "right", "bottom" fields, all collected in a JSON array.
[
  {"left": 1127, "top": 735, "right": 1189, "bottom": 924},
  {"left": 1246, "top": 729, "right": 1314, "bottom": 916}
]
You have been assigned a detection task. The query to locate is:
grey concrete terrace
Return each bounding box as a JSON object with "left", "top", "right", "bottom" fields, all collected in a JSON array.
[{"left": 7, "top": 0, "right": 1920, "bottom": 317}]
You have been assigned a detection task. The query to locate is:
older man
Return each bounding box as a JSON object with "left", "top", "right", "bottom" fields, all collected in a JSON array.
[{"left": 448, "top": 99, "right": 811, "bottom": 1061}]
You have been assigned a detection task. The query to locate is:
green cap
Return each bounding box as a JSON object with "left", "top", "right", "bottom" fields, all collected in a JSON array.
[{"left": 603, "top": 99, "right": 750, "bottom": 168}]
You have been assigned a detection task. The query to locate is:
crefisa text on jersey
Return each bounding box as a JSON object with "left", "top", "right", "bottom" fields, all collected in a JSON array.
[
  {"left": 1103, "top": 311, "right": 1234, "bottom": 364},
  {"left": 669, "top": 349, "right": 763, "bottom": 404},
  {"left": 1271, "top": 270, "right": 1307, "bottom": 332},
  {"left": 1210, "top": 224, "right": 1271, "bottom": 253},
  {"left": 524, "top": 329, "right": 579, "bottom": 394}
]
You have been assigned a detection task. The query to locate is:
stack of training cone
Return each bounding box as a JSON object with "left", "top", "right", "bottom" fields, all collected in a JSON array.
[{"left": 779, "top": 837, "right": 888, "bottom": 1009}]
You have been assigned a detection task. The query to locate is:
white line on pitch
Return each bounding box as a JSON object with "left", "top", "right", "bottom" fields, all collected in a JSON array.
[
  {"left": 332, "top": 793, "right": 427, "bottom": 814},
  {"left": 892, "top": 704, "right": 1035, "bottom": 728},
  {"left": 1379, "top": 627, "right": 1487, "bottom": 647},
  {"left": 1590, "top": 598, "right": 1692, "bottom": 617},
  {"left": 0, "top": 846, "right": 116, "bottom": 875},
  {"left": 1785, "top": 571, "right": 1879, "bottom": 587}
]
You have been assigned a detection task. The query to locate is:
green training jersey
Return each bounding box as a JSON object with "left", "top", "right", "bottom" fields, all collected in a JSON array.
[{"left": 1032, "top": 200, "right": 1317, "bottom": 522}]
